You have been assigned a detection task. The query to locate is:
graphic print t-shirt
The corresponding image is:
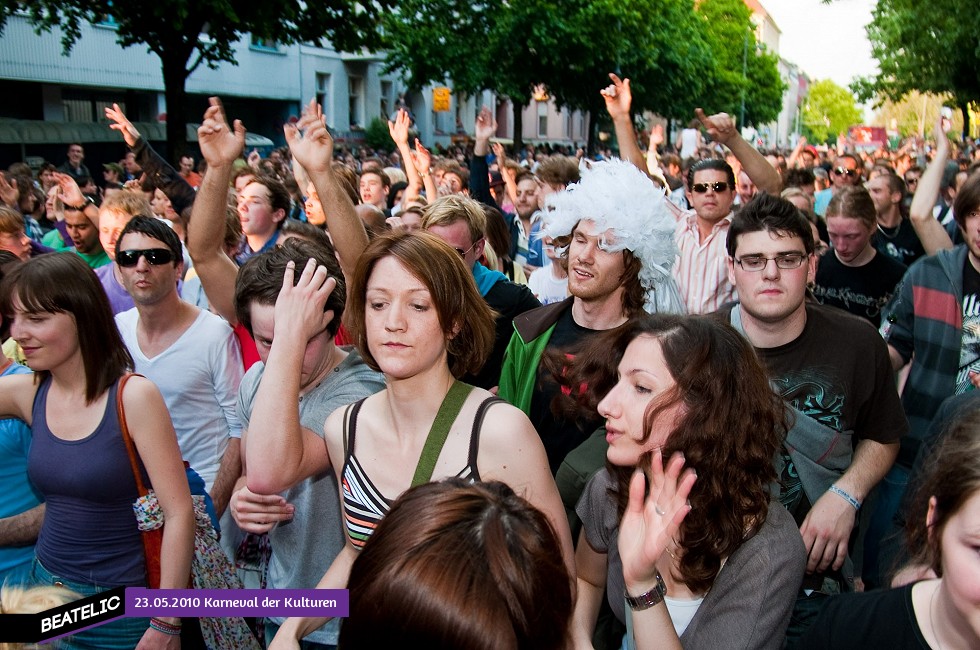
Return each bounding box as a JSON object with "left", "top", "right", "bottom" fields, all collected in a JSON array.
[{"left": 956, "top": 257, "right": 980, "bottom": 394}]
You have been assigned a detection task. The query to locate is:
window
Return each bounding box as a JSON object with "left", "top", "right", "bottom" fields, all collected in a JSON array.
[
  {"left": 565, "top": 111, "right": 573, "bottom": 138},
  {"left": 380, "top": 81, "right": 393, "bottom": 119},
  {"left": 348, "top": 75, "right": 364, "bottom": 128},
  {"left": 250, "top": 35, "right": 280, "bottom": 52},
  {"left": 537, "top": 102, "right": 548, "bottom": 138},
  {"left": 316, "top": 73, "right": 331, "bottom": 124}
]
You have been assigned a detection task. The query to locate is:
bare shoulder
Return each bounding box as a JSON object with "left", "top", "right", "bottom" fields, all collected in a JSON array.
[
  {"left": 0, "top": 372, "right": 41, "bottom": 423},
  {"left": 120, "top": 374, "right": 165, "bottom": 410}
]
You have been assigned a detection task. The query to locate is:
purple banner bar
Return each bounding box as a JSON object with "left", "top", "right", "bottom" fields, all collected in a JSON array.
[{"left": 125, "top": 589, "right": 348, "bottom": 618}]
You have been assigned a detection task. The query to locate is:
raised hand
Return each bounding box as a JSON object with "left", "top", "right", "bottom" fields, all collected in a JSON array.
[
  {"left": 475, "top": 105, "right": 497, "bottom": 142},
  {"left": 491, "top": 141, "right": 507, "bottom": 164},
  {"left": 285, "top": 99, "right": 335, "bottom": 174},
  {"left": 104, "top": 103, "right": 141, "bottom": 148},
  {"left": 695, "top": 108, "right": 737, "bottom": 145},
  {"left": 51, "top": 171, "right": 86, "bottom": 207},
  {"left": 618, "top": 450, "right": 696, "bottom": 593},
  {"left": 412, "top": 138, "right": 432, "bottom": 175},
  {"left": 198, "top": 97, "right": 246, "bottom": 168},
  {"left": 0, "top": 174, "right": 18, "bottom": 207},
  {"left": 387, "top": 108, "right": 411, "bottom": 147},
  {"left": 601, "top": 73, "right": 633, "bottom": 121},
  {"left": 650, "top": 124, "right": 665, "bottom": 147},
  {"left": 274, "top": 258, "right": 337, "bottom": 341}
]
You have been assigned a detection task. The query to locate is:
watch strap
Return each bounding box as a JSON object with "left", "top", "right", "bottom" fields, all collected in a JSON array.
[{"left": 625, "top": 572, "right": 667, "bottom": 611}]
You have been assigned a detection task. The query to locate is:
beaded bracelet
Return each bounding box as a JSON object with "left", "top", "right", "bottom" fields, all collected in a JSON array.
[
  {"left": 828, "top": 484, "right": 861, "bottom": 510},
  {"left": 149, "top": 617, "right": 182, "bottom": 636}
]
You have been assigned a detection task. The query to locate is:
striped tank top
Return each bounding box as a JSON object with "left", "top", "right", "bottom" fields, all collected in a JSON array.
[{"left": 341, "top": 395, "right": 501, "bottom": 549}]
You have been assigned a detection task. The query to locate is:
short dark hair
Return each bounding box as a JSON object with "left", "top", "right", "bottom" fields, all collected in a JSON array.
[
  {"left": 116, "top": 216, "right": 182, "bottom": 265},
  {"left": 687, "top": 159, "right": 735, "bottom": 189},
  {"left": 783, "top": 168, "right": 815, "bottom": 190},
  {"left": 727, "top": 192, "right": 815, "bottom": 256},
  {"left": 234, "top": 237, "right": 346, "bottom": 338},
  {"left": 535, "top": 156, "right": 580, "bottom": 188},
  {"left": 953, "top": 171, "right": 980, "bottom": 230},
  {"left": 0, "top": 254, "right": 132, "bottom": 403},
  {"left": 360, "top": 169, "right": 391, "bottom": 189},
  {"left": 247, "top": 175, "right": 291, "bottom": 226}
]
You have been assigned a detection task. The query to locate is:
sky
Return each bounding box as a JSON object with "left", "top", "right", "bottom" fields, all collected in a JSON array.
[{"left": 760, "top": 0, "right": 879, "bottom": 89}]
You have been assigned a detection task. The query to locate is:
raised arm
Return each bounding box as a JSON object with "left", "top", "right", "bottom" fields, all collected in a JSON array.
[
  {"left": 388, "top": 109, "right": 421, "bottom": 206},
  {"left": 470, "top": 106, "right": 500, "bottom": 208},
  {"left": 244, "top": 259, "right": 335, "bottom": 495},
  {"left": 412, "top": 139, "right": 438, "bottom": 201},
  {"left": 787, "top": 135, "right": 808, "bottom": 170},
  {"left": 51, "top": 172, "right": 98, "bottom": 225},
  {"left": 187, "top": 97, "right": 245, "bottom": 324},
  {"left": 492, "top": 142, "right": 519, "bottom": 208},
  {"left": 908, "top": 115, "right": 955, "bottom": 254},
  {"left": 285, "top": 99, "right": 368, "bottom": 284},
  {"left": 696, "top": 108, "right": 781, "bottom": 195},
  {"left": 602, "top": 73, "right": 648, "bottom": 175}
]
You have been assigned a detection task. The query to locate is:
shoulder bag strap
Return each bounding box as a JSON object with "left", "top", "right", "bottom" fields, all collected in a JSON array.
[
  {"left": 410, "top": 381, "right": 474, "bottom": 487},
  {"left": 117, "top": 372, "right": 150, "bottom": 498}
]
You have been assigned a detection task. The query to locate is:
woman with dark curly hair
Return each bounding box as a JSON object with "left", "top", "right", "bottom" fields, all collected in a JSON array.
[{"left": 569, "top": 314, "right": 806, "bottom": 650}]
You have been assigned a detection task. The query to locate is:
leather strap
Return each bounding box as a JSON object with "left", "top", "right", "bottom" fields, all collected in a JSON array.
[{"left": 116, "top": 373, "right": 150, "bottom": 498}]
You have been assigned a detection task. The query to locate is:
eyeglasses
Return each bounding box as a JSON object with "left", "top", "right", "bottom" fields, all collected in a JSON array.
[
  {"left": 833, "top": 167, "right": 857, "bottom": 178},
  {"left": 734, "top": 253, "right": 808, "bottom": 272},
  {"left": 454, "top": 239, "right": 481, "bottom": 258},
  {"left": 116, "top": 248, "right": 176, "bottom": 267},
  {"left": 691, "top": 182, "right": 732, "bottom": 193}
]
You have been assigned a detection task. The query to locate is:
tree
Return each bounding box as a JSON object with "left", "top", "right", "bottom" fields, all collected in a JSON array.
[
  {"left": 0, "top": 1, "right": 391, "bottom": 156},
  {"left": 845, "top": 0, "right": 980, "bottom": 136},
  {"left": 696, "top": 0, "right": 785, "bottom": 127},
  {"left": 801, "top": 79, "right": 862, "bottom": 145},
  {"left": 871, "top": 91, "right": 962, "bottom": 138}
]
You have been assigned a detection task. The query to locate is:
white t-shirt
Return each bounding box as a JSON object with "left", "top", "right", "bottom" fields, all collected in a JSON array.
[
  {"left": 527, "top": 267, "right": 568, "bottom": 305},
  {"left": 116, "top": 308, "right": 244, "bottom": 490}
]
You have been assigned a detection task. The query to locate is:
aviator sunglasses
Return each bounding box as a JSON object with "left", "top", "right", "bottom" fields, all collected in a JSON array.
[{"left": 691, "top": 182, "right": 732, "bottom": 193}]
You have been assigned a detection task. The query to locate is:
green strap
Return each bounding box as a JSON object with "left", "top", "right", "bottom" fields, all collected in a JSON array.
[{"left": 411, "top": 380, "right": 474, "bottom": 487}]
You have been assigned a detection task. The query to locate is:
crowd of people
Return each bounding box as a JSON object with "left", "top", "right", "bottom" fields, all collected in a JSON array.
[{"left": 1, "top": 71, "right": 979, "bottom": 650}]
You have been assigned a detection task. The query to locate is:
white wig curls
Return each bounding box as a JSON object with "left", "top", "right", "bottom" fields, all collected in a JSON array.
[{"left": 542, "top": 158, "right": 685, "bottom": 314}]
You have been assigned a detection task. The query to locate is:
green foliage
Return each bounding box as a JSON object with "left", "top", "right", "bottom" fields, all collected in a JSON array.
[
  {"left": 848, "top": 0, "right": 979, "bottom": 131},
  {"left": 801, "top": 79, "right": 862, "bottom": 144},
  {"left": 363, "top": 117, "right": 393, "bottom": 151}
]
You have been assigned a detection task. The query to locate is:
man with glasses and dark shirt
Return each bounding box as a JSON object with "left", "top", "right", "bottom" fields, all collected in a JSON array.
[
  {"left": 717, "top": 193, "right": 905, "bottom": 645},
  {"left": 814, "top": 153, "right": 863, "bottom": 217}
]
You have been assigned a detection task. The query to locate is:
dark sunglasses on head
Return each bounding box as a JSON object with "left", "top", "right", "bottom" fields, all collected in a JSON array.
[
  {"left": 833, "top": 167, "right": 857, "bottom": 178},
  {"left": 116, "top": 248, "right": 176, "bottom": 267},
  {"left": 691, "top": 182, "right": 732, "bottom": 193}
]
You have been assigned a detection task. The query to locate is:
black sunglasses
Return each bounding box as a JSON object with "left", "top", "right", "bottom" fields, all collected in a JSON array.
[
  {"left": 117, "top": 248, "right": 176, "bottom": 267},
  {"left": 691, "top": 182, "right": 731, "bottom": 193},
  {"left": 833, "top": 167, "right": 857, "bottom": 178}
]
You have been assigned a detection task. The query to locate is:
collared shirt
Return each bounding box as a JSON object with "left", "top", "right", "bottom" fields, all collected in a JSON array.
[
  {"left": 673, "top": 210, "right": 736, "bottom": 314},
  {"left": 234, "top": 231, "right": 278, "bottom": 266}
]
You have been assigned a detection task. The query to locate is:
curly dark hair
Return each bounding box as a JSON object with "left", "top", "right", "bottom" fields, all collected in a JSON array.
[{"left": 558, "top": 314, "right": 787, "bottom": 593}]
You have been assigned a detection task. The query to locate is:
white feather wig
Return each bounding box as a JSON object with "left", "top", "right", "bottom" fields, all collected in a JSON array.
[{"left": 542, "top": 158, "right": 685, "bottom": 314}]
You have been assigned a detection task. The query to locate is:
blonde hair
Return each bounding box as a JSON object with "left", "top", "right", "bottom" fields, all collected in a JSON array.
[
  {"left": 421, "top": 195, "right": 487, "bottom": 243},
  {"left": 0, "top": 585, "right": 80, "bottom": 650}
]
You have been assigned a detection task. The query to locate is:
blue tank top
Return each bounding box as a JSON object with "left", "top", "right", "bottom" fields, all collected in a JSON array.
[{"left": 28, "top": 377, "right": 148, "bottom": 586}]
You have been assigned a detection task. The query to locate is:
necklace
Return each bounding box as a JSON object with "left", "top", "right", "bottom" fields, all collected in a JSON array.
[{"left": 877, "top": 223, "right": 900, "bottom": 240}]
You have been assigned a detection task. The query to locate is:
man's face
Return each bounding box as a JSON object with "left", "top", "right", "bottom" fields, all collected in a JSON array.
[
  {"left": 728, "top": 229, "right": 815, "bottom": 326},
  {"left": 359, "top": 172, "right": 388, "bottom": 209},
  {"left": 98, "top": 209, "right": 132, "bottom": 261},
  {"left": 535, "top": 178, "right": 563, "bottom": 210},
  {"left": 904, "top": 171, "right": 921, "bottom": 195},
  {"left": 426, "top": 219, "right": 484, "bottom": 268},
  {"left": 867, "top": 176, "right": 900, "bottom": 216},
  {"left": 960, "top": 207, "right": 980, "bottom": 262},
  {"left": 117, "top": 232, "right": 180, "bottom": 306},
  {"left": 826, "top": 216, "right": 874, "bottom": 264},
  {"left": 237, "top": 181, "right": 284, "bottom": 238},
  {"left": 690, "top": 169, "right": 735, "bottom": 223},
  {"left": 567, "top": 219, "right": 627, "bottom": 304},
  {"left": 65, "top": 210, "right": 101, "bottom": 255},
  {"left": 736, "top": 172, "right": 756, "bottom": 205},
  {"left": 831, "top": 156, "right": 861, "bottom": 189},
  {"left": 67, "top": 145, "right": 84, "bottom": 165},
  {"left": 179, "top": 156, "right": 194, "bottom": 174},
  {"left": 514, "top": 178, "right": 539, "bottom": 220},
  {"left": 123, "top": 152, "right": 139, "bottom": 175},
  {"left": 441, "top": 172, "right": 464, "bottom": 195},
  {"left": 39, "top": 169, "right": 55, "bottom": 189}
]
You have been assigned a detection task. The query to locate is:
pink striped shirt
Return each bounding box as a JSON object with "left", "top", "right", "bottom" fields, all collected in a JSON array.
[{"left": 673, "top": 210, "right": 737, "bottom": 314}]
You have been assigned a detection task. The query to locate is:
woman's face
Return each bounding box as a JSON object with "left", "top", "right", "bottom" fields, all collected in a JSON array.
[
  {"left": 933, "top": 489, "right": 980, "bottom": 629},
  {"left": 365, "top": 256, "right": 447, "bottom": 381},
  {"left": 9, "top": 297, "right": 79, "bottom": 370},
  {"left": 0, "top": 227, "right": 31, "bottom": 261},
  {"left": 597, "top": 335, "right": 686, "bottom": 467}
]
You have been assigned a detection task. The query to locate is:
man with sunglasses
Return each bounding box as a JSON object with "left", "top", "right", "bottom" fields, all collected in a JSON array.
[
  {"left": 814, "top": 153, "right": 862, "bottom": 217},
  {"left": 114, "top": 215, "right": 245, "bottom": 521},
  {"left": 719, "top": 193, "right": 904, "bottom": 644}
]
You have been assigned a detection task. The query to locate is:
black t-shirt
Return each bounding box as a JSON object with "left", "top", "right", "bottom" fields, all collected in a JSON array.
[
  {"left": 813, "top": 249, "right": 907, "bottom": 326},
  {"left": 528, "top": 306, "right": 605, "bottom": 474},
  {"left": 955, "top": 256, "right": 980, "bottom": 394},
  {"left": 464, "top": 278, "right": 540, "bottom": 390},
  {"left": 797, "top": 584, "right": 930, "bottom": 650},
  {"left": 873, "top": 219, "right": 926, "bottom": 267}
]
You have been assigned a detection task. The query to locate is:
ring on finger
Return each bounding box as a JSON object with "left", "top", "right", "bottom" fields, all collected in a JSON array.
[{"left": 654, "top": 504, "right": 666, "bottom": 517}]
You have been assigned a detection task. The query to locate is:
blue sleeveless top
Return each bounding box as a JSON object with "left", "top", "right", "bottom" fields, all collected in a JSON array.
[{"left": 28, "top": 377, "right": 147, "bottom": 586}]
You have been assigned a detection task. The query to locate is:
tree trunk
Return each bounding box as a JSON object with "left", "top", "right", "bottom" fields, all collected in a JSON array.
[
  {"left": 512, "top": 100, "right": 524, "bottom": 153},
  {"left": 160, "top": 51, "right": 191, "bottom": 161},
  {"left": 960, "top": 102, "right": 971, "bottom": 142}
]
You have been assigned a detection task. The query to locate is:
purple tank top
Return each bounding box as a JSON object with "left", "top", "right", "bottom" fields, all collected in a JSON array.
[{"left": 28, "top": 377, "right": 147, "bottom": 586}]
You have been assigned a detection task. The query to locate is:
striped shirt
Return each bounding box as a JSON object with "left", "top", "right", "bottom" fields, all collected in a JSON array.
[{"left": 673, "top": 210, "right": 736, "bottom": 314}]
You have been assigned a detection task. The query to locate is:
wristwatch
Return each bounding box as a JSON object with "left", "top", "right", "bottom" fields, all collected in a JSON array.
[
  {"left": 625, "top": 572, "right": 667, "bottom": 611},
  {"left": 65, "top": 196, "right": 94, "bottom": 211}
]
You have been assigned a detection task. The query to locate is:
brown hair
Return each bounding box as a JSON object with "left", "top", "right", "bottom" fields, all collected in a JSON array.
[
  {"left": 0, "top": 206, "right": 23, "bottom": 235},
  {"left": 826, "top": 185, "right": 876, "bottom": 229},
  {"left": 246, "top": 175, "right": 291, "bottom": 223},
  {"left": 953, "top": 171, "right": 980, "bottom": 230},
  {"left": 535, "top": 156, "right": 580, "bottom": 188},
  {"left": 339, "top": 479, "right": 571, "bottom": 650},
  {"left": 559, "top": 314, "right": 787, "bottom": 593},
  {"left": 332, "top": 162, "right": 360, "bottom": 206},
  {"left": 421, "top": 195, "right": 487, "bottom": 242},
  {"left": 904, "top": 411, "right": 980, "bottom": 576},
  {"left": 0, "top": 254, "right": 132, "bottom": 403},
  {"left": 347, "top": 231, "right": 496, "bottom": 378}
]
